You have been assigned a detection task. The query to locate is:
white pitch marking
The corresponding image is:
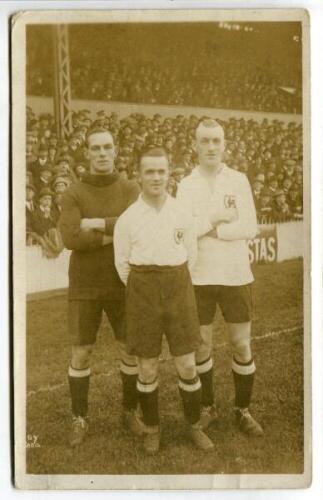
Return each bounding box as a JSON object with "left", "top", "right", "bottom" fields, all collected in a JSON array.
[
  {"left": 27, "top": 325, "right": 302, "bottom": 398},
  {"left": 215, "top": 325, "right": 302, "bottom": 348}
]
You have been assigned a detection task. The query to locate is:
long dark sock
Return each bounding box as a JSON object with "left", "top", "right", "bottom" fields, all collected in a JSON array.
[
  {"left": 232, "top": 357, "right": 255, "bottom": 409},
  {"left": 68, "top": 366, "right": 90, "bottom": 417},
  {"left": 178, "top": 375, "right": 202, "bottom": 425},
  {"left": 120, "top": 360, "right": 138, "bottom": 411},
  {"left": 196, "top": 357, "right": 214, "bottom": 407},
  {"left": 137, "top": 378, "right": 159, "bottom": 426}
]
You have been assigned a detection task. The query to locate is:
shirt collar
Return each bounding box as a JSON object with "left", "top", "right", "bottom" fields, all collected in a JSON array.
[
  {"left": 137, "top": 193, "right": 172, "bottom": 214},
  {"left": 193, "top": 163, "right": 227, "bottom": 180}
]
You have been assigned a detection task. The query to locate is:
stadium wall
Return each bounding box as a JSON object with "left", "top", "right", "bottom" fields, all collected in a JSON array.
[
  {"left": 27, "top": 96, "right": 302, "bottom": 124},
  {"left": 26, "top": 221, "right": 303, "bottom": 296}
]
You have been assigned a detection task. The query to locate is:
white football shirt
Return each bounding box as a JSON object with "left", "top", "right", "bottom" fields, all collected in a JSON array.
[
  {"left": 114, "top": 194, "right": 197, "bottom": 285},
  {"left": 177, "top": 164, "right": 257, "bottom": 286}
]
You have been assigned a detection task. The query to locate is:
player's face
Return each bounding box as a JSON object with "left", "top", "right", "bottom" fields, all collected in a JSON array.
[
  {"left": 139, "top": 156, "right": 169, "bottom": 198},
  {"left": 87, "top": 131, "right": 116, "bottom": 175},
  {"left": 195, "top": 125, "right": 225, "bottom": 169}
]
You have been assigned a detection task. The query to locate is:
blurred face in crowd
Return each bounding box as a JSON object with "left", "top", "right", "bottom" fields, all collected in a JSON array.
[
  {"left": 253, "top": 181, "right": 263, "bottom": 192},
  {"left": 57, "top": 161, "right": 70, "bottom": 175},
  {"left": 49, "top": 137, "right": 58, "bottom": 147},
  {"left": 167, "top": 178, "right": 176, "bottom": 195},
  {"left": 26, "top": 187, "right": 35, "bottom": 202},
  {"left": 38, "top": 150, "right": 48, "bottom": 165},
  {"left": 41, "top": 169, "right": 52, "bottom": 182},
  {"left": 276, "top": 194, "right": 286, "bottom": 207},
  {"left": 295, "top": 172, "right": 303, "bottom": 184},
  {"left": 195, "top": 121, "right": 225, "bottom": 171},
  {"left": 174, "top": 171, "right": 184, "bottom": 182},
  {"left": 139, "top": 154, "right": 169, "bottom": 198},
  {"left": 40, "top": 195, "right": 52, "bottom": 209},
  {"left": 269, "top": 179, "right": 278, "bottom": 190},
  {"left": 55, "top": 182, "right": 67, "bottom": 194},
  {"left": 40, "top": 118, "right": 49, "bottom": 130},
  {"left": 283, "top": 178, "right": 293, "bottom": 190},
  {"left": 260, "top": 195, "right": 271, "bottom": 207},
  {"left": 87, "top": 130, "right": 116, "bottom": 175},
  {"left": 69, "top": 139, "right": 79, "bottom": 151},
  {"left": 49, "top": 147, "right": 56, "bottom": 161},
  {"left": 75, "top": 164, "right": 86, "bottom": 176},
  {"left": 239, "top": 161, "right": 248, "bottom": 173}
]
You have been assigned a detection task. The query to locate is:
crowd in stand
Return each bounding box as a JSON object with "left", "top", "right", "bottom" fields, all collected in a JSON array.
[
  {"left": 27, "top": 25, "right": 302, "bottom": 114},
  {"left": 68, "top": 59, "right": 301, "bottom": 114},
  {"left": 27, "top": 58, "right": 301, "bottom": 114},
  {"left": 26, "top": 106, "right": 303, "bottom": 254}
]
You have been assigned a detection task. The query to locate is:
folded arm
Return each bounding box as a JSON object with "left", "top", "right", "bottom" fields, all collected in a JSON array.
[
  {"left": 59, "top": 191, "right": 109, "bottom": 251},
  {"left": 216, "top": 175, "right": 258, "bottom": 241}
]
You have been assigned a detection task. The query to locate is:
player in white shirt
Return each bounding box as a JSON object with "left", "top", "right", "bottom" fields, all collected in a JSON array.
[
  {"left": 177, "top": 119, "right": 264, "bottom": 437},
  {"left": 114, "top": 147, "right": 215, "bottom": 454}
]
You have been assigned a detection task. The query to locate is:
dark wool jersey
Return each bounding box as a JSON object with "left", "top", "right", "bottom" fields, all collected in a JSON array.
[{"left": 59, "top": 172, "right": 140, "bottom": 300}]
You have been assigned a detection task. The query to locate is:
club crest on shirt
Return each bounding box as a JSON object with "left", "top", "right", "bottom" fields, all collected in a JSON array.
[
  {"left": 174, "top": 228, "right": 184, "bottom": 244},
  {"left": 224, "top": 194, "right": 236, "bottom": 209}
]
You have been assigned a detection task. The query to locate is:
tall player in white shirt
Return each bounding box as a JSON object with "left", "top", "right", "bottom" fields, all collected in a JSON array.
[{"left": 177, "top": 119, "right": 264, "bottom": 437}]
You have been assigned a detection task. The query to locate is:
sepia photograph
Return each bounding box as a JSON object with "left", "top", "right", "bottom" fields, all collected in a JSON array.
[{"left": 12, "top": 9, "right": 310, "bottom": 489}]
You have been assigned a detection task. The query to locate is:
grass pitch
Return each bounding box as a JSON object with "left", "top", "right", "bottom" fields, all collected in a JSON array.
[{"left": 26, "top": 259, "right": 304, "bottom": 475}]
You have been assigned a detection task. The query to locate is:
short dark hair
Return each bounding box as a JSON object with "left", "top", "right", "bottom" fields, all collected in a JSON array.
[
  {"left": 138, "top": 147, "right": 169, "bottom": 169},
  {"left": 85, "top": 127, "right": 113, "bottom": 147}
]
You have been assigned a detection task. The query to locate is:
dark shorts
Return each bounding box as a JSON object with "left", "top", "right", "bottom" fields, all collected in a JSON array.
[
  {"left": 194, "top": 284, "right": 253, "bottom": 326},
  {"left": 125, "top": 263, "right": 201, "bottom": 358},
  {"left": 68, "top": 299, "right": 125, "bottom": 346}
]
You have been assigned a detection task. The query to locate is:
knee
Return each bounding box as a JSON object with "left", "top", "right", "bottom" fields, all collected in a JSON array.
[
  {"left": 231, "top": 338, "right": 252, "bottom": 363},
  {"left": 71, "top": 345, "right": 93, "bottom": 369},
  {"left": 195, "top": 343, "right": 212, "bottom": 364},
  {"left": 118, "top": 342, "right": 138, "bottom": 367},
  {"left": 175, "top": 354, "right": 196, "bottom": 380},
  {"left": 195, "top": 326, "right": 213, "bottom": 363},
  {"left": 138, "top": 358, "right": 159, "bottom": 384}
]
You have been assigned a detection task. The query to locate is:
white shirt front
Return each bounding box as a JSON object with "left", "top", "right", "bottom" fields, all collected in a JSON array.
[
  {"left": 114, "top": 194, "right": 197, "bottom": 285},
  {"left": 177, "top": 164, "right": 257, "bottom": 286}
]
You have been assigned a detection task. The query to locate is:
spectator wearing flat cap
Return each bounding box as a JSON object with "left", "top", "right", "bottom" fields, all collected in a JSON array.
[
  {"left": 54, "top": 155, "right": 77, "bottom": 184},
  {"left": 268, "top": 177, "right": 279, "bottom": 196},
  {"left": 257, "top": 188, "right": 273, "bottom": 224},
  {"left": 28, "top": 143, "right": 50, "bottom": 181},
  {"left": 252, "top": 176, "right": 264, "bottom": 210},
  {"left": 34, "top": 163, "right": 54, "bottom": 193},
  {"left": 74, "top": 162, "right": 88, "bottom": 182},
  {"left": 272, "top": 190, "right": 291, "bottom": 222},
  {"left": 32, "top": 187, "right": 57, "bottom": 237},
  {"left": 52, "top": 175, "right": 69, "bottom": 195}
]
